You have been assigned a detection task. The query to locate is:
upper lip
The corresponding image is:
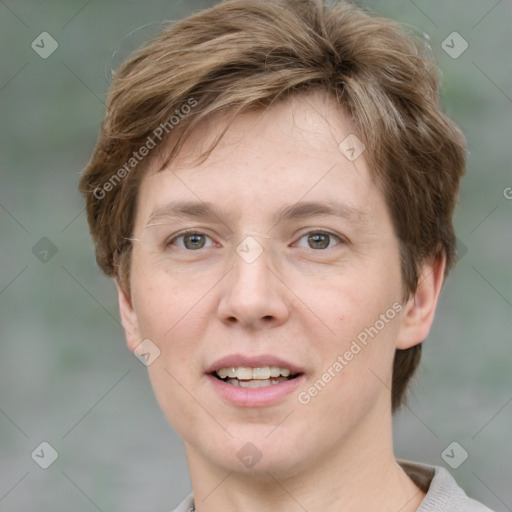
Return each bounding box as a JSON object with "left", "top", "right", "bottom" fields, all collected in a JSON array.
[{"left": 206, "top": 354, "right": 305, "bottom": 375}]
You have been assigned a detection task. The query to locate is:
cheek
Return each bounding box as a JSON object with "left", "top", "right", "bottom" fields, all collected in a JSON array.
[
  {"left": 130, "top": 258, "right": 213, "bottom": 341},
  {"left": 298, "top": 306, "right": 401, "bottom": 423},
  {"left": 130, "top": 267, "right": 214, "bottom": 432},
  {"left": 295, "top": 259, "right": 403, "bottom": 395},
  {"left": 296, "top": 263, "right": 402, "bottom": 334}
]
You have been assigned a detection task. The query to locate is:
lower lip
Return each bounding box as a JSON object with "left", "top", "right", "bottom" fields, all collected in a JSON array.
[{"left": 206, "top": 374, "right": 305, "bottom": 407}]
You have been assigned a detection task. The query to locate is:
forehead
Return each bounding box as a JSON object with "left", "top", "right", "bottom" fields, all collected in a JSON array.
[
  {"left": 169, "top": 90, "right": 359, "bottom": 169},
  {"left": 135, "top": 91, "right": 385, "bottom": 228}
]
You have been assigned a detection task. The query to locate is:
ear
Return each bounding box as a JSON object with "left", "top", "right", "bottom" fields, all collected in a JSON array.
[
  {"left": 115, "top": 278, "right": 141, "bottom": 353},
  {"left": 396, "top": 251, "right": 446, "bottom": 350}
]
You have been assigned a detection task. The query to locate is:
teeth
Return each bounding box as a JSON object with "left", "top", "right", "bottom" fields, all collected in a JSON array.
[
  {"left": 225, "top": 377, "right": 289, "bottom": 388},
  {"left": 217, "top": 367, "right": 237, "bottom": 379},
  {"left": 269, "top": 366, "right": 281, "bottom": 377},
  {"left": 252, "top": 367, "right": 270, "bottom": 379},
  {"left": 215, "top": 366, "right": 294, "bottom": 380},
  {"left": 236, "top": 367, "right": 253, "bottom": 380}
]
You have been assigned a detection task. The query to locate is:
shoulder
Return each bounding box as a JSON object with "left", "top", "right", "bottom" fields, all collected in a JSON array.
[
  {"left": 398, "top": 460, "right": 495, "bottom": 512},
  {"left": 169, "top": 492, "right": 194, "bottom": 512}
]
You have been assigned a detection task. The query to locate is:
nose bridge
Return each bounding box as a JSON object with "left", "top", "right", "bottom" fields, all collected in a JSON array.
[
  {"left": 231, "top": 240, "right": 275, "bottom": 302},
  {"left": 218, "top": 239, "right": 288, "bottom": 326},
  {"left": 234, "top": 244, "right": 272, "bottom": 292}
]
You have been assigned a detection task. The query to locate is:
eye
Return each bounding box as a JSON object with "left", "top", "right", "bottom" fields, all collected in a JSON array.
[
  {"left": 295, "top": 231, "right": 342, "bottom": 250},
  {"left": 168, "top": 231, "right": 215, "bottom": 250}
]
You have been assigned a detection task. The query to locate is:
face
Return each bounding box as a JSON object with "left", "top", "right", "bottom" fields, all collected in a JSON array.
[{"left": 118, "top": 91, "right": 440, "bottom": 478}]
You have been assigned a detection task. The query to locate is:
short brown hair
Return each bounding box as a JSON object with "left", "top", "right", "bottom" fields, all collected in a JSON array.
[{"left": 79, "top": 0, "right": 466, "bottom": 411}]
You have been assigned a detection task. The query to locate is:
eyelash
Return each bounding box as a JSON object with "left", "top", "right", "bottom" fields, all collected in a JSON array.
[{"left": 165, "top": 229, "right": 345, "bottom": 251}]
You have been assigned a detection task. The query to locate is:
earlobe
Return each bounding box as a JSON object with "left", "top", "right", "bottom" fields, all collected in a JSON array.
[
  {"left": 115, "top": 278, "right": 141, "bottom": 352},
  {"left": 396, "top": 252, "right": 446, "bottom": 350}
]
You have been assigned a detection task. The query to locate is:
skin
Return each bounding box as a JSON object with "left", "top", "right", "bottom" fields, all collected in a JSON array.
[{"left": 117, "top": 90, "right": 446, "bottom": 512}]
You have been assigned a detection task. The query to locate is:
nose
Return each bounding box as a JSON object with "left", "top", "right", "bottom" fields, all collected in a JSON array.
[{"left": 217, "top": 247, "right": 290, "bottom": 329}]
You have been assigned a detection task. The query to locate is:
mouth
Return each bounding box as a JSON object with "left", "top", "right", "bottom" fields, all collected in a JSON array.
[
  {"left": 206, "top": 354, "right": 305, "bottom": 406},
  {"left": 212, "top": 366, "right": 300, "bottom": 388}
]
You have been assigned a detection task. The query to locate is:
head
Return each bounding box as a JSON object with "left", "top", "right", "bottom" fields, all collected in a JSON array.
[{"left": 80, "top": 0, "right": 466, "bottom": 475}]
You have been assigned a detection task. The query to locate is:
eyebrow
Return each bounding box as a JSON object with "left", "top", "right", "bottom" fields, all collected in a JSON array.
[{"left": 145, "top": 199, "right": 368, "bottom": 228}]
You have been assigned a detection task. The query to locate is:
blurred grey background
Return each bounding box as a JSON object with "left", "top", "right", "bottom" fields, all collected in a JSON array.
[{"left": 1, "top": 0, "right": 511, "bottom": 510}]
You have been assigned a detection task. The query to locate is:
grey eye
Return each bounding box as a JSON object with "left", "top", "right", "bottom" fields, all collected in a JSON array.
[
  {"left": 183, "top": 234, "right": 206, "bottom": 249},
  {"left": 296, "top": 232, "right": 340, "bottom": 250},
  {"left": 171, "top": 232, "right": 214, "bottom": 250}
]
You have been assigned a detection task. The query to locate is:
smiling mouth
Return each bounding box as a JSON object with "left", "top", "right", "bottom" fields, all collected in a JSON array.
[{"left": 212, "top": 365, "right": 300, "bottom": 388}]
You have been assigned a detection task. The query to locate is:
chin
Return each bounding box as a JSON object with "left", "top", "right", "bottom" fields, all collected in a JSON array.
[{"left": 198, "top": 426, "right": 314, "bottom": 479}]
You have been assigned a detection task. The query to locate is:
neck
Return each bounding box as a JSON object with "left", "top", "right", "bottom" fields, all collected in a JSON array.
[{"left": 185, "top": 402, "right": 425, "bottom": 512}]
